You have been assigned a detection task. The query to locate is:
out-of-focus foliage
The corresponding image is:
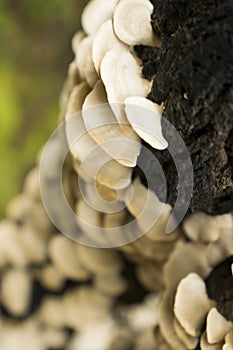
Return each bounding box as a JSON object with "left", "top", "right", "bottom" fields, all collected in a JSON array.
[{"left": 0, "top": 0, "right": 87, "bottom": 217}]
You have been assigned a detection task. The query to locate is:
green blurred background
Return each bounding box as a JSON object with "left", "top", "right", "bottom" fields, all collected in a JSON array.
[{"left": 0, "top": 0, "right": 87, "bottom": 217}]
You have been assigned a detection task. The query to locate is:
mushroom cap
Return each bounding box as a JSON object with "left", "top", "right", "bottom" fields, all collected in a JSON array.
[
  {"left": 75, "top": 36, "right": 98, "bottom": 87},
  {"left": 82, "top": 80, "right": 141, "bottom": 167},
  {"left": 1, "top": 268, "right": 32, "bottom": 317},
  {"left": 206, "top": 308, "right": 233, "bottom": 344},
  {"left": 48, "top": 235, "right": 90, "bottom": 281},
  {"left": 113, "top": 0, "right": 157, "bottom": 46},
  {"left": 100, "top": 50, "right": 152, "bottom": 124},
  {"left": 81, "top": 0, "right": 119, "bottom": 36},
  {"left": 183, "top": 212, "right": 233, "bottom": 243},
  {"left": 92, "top": 19, "right": 127, "bottom": 74},
  {"left": 174, "top": 272, "right": 213, "bottom": 337},
  {"left": 125, "top": 96, "right": 168, "bottom": 150}
]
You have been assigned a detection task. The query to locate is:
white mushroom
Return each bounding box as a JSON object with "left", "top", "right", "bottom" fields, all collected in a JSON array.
[
  {"left": 113, "top": 0, "right": 159, "bottom": 46},
  {"left": 173, "top": 318, "right": 199, "bottom": 349},
  {"left": 67, "top": 318, "right": 115, "bottom": 350},
  {"left": 82, "top": 80, "right": 141, "bottom": 167},
  {"left": 23, "top": 167, "right": 41, "bottom": 200},
  {"left": 75, "top": 36, "right": 98, "bottom": 87},
  {"left": 206, "top": 308, "right": 233, "bottom": 344},
  {"left": 20, "top": 224, "right": 47, "bottom": 264},
  {"left": 81, "top": 0, "right": 119, "bottom": 36},
  {"left": 63, "top": 286, "right": 112, "bottom": 330},
  {"left": 125, "top": 96, "right": 168, "bottom": 149},
  {"left": 183, "top": 212, "right": 233, "bottom": 243},
  {"left": 75, "top": 243, "right": 123, "bottom": 275},
  {"left": 39, "top": 264, "right": 65, "bottom": 292},
  {"left": 48, "top": 235, "right": 90, "bottom": 281},
  {"left": 65, "top": 82, "right": 91, "bottom": 119},
  {"left": 0, "top": 319, "right": 43, "bottom": 350},
  {"left": 224, "top": 330, "right": 233, "bottom": 350},
  {"left": 174, "top": 273, "right": 213, "bottom": 337},
  {"left": 94, "top": 273, "right": 127, "bottom": 297},
  {"left": 92, "top": 19, "right": 127, "bottom": 74},
  {"left": 39, "top": 297, "right": 65, "bottom": 329},
  {"left": 71, "top": 30, "right": 86, "bottom": 55},
  {"left": 126, "top": 178, "right": 166, "bottom": 236},
  {"left": 200, "top": 332, "right": 224, "bottom": 350},
  {"left": 136, "top": 262, "right": 164, "bottom": 292},
  {"left": 66, "top": 85, "right": 133, "bottom": 190},
  {"left": 100, "top": 50, "right": 152, "bottom": 124},
  {"left": 1, "top": 268, "right": 32, "bottom": 317},
  {"left": 0, "top": 220, "right": 28, "bottom": 267}
]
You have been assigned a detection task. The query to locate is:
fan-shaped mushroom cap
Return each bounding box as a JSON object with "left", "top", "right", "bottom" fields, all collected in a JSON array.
[
  {"left": 39, "top": 297, "right": 65, "bottom": 328},
  {"left": 92, "top": 20, "right": 127, "bottom": 74},
  {"left": 82, "top": 80, "right": 141, "bottom": 167},
  {"left": 72, "top": 31, "right": 86, "bottom": 55},
  {"left": 1, "top": 268, "right": 32, "bottom": 317},
  {"left": 75, "top": 36, "right": 98, "bottom": 87},
  {"left": 39, "top": 264, "right": 65, "bottom": 292},
  {"left": 81, "top": 0, "right": 119, "bottom": 35},
  {"left": 94, "top": 273, "right": 127, "bottom": 297},
  {"left": 125, "top": 96, "right": 168, "bottom": 150},
  {"left": 200, "top": 331, "right": 224, "bottom": 350},
  {"left": 100, "top": 50, "right": 152, "bottom": 124},
  {"left": 48, "top": 235, "right": 90, "bottom": 281},
  {"left": 63, "top": 286, "right": 112, "bottom": 330},
  {"left": 174, "top": 273, "right": 213, "bottom": 337},
  {"left": 173, "top": 318, "right": 199, "bottom": 349},
  {"left": 66, "top": 86, "right": 132, "bottom": 189},
  {"left": 113, "top": 0, "right": 157, "bottom": 46},
  {"left": 206, "top": 308, "right": 233, "bottom": 344},
  {"left": 183, "top": 212, "right": 233, "bottom": 243},
  {"left": 75, "top": 244, "right": 123, "bottom": 275},
  {"left": 0, "top": 220, "right": 28, "bottom": 267}
]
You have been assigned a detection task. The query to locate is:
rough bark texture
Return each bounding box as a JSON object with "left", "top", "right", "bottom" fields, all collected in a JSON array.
[
  {"left": 135, "top": 0, "right": 233, "bottom": 215},
  {"left": 206, "top": 255, "right": 233, "bottom": 322}
]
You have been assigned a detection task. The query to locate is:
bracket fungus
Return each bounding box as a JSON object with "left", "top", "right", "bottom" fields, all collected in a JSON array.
[{"left": 0, "top": 0, "right": 233, "bottom": 349}]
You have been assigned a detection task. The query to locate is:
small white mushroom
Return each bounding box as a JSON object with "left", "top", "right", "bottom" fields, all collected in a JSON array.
[
  {"left": 200, "top": 332, "right": 224, "bottom": 350},
  {"left": 20, "top": 224, "right": 47, "bottom": 264},
  {"left": 81, "top": 0, "right": 119, "bottom": 35},
  {"left": 48, "top": 235, "right": 90, "bottom": 281},
  {"left": 183, "top": 212, "right": 233, "bottom": 243},
  {"left": 75, "top": 243, "right": 123, "bottom": 275},
  {"left": 126, "top": 178, "right": 166, "bottom": 236},
  {"left": 42, "top": 327, "right": 68, "bottom": 350},
  {"left": 94, "top": 273, "right": 127, "bottom": 297},
  {"left": 224, "top": 330, "right": 233, "bottom": 350},
  {"left": 1, "top": 268, "right": 32, "bottom": 317},
  {"left": 67, "top": 318, "right": 115, "bottom": 350},
  {"left": 23, "top": 167, "right": 41, "bottom": 200},
  {"left": 39, "top": 264, "right": 65, "bottom": 292},
  {"left": 0, "top": 220, "right": 28, "bottom": 267},
  {"left": 71, "top": 30, "right": 86, "bottom": 55},
  {"left": 174, "top": 273, "right": 213, "bottom": 337},
  {"left": 136, "top": 262, "right": 164, "bottom": 292},
  {"left": 66, "top": 86, "right": 133, "bottom": 190},
  {"left": 125, "top": 96, "right": 168, "bottom": 150},
  {"left": 75, "top": 198, "right": 106, "bottom": 246},
  {"left": 0, "top": 319, "right": 43, "bottom": 350},
  {"left": 82, "top": 80, "right": 141, "bottom": 167},
  {"left": 113, "top": 0, "right": 158, "bottom": 46},
  {"left": 100, "top": 50, "right": 152, "bottom": 124},
  {"left": 63, "top": 286, "right": 112, "bottom": 330},
  {"left": 39, "top": 297, "right": 65, "bottom": 329},
  {"left": 75, "top": 36, "right": 98, "bottom": 87},
  {"left": 65, "top": 82, "right": 91, "bottom": 119},
  {"left": 206, "top": 308, "right": 233, "bottom": 344},
  {"left": 92, "top": 19, "right": 128, "bottom": 74},
  {"left": 173, "top": 318, "right": 199, "bottom": 349}
]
